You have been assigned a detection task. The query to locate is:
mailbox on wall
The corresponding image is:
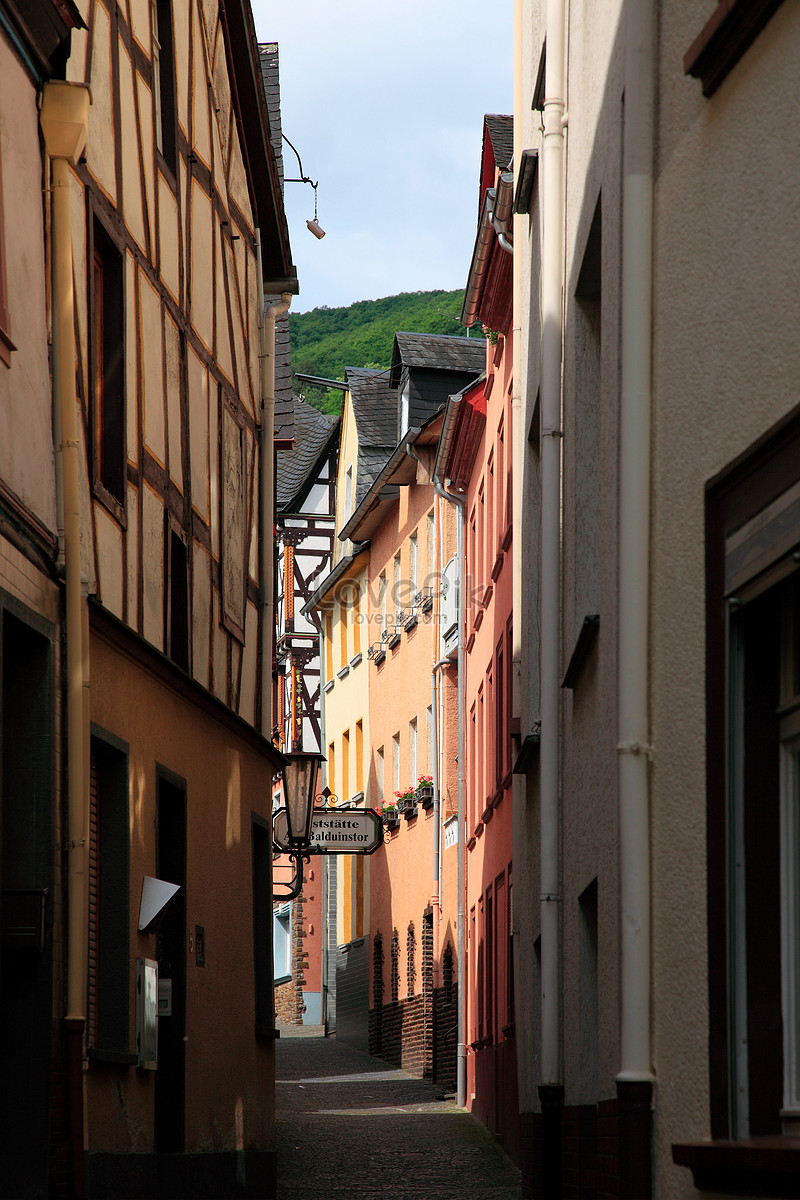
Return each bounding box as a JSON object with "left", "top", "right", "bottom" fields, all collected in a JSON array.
[{"left": 136, "top": 958, "right": 158, "bottom": 1069}]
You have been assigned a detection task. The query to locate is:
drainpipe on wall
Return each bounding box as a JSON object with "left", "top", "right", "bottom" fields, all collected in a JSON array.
[
  {"left": 39, "top": 79, "right": 92, "bottom": 1198},
  {"left": 434, "top": 478, "right": 466, "bottom": 1107},
  {"left": 430, "top": 657, "right": 450, "bottom": 953},
  {"left": 256, "top": 229, "right": 291, "bottom": 740},
  {"left": 540, "top": 0, "right": 567, "bottom": 1188},
  {"left": 511, "top": 0, "right": 526, "bottom": 1121},
  {"left": 617, "top": 0, "right": 656, "bottom": 1194}
]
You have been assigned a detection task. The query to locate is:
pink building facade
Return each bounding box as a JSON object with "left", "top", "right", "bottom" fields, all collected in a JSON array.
[{"left": 439, "top": 114, "right": 520, "bottom": 1162}]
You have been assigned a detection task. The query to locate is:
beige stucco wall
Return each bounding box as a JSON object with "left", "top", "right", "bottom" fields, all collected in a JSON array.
[
  {"left": 515, "top": 0, "right": 800, "bottom": 1193},
  {"left": 0, "top": 37, "right": 57, "bottom": 532}
]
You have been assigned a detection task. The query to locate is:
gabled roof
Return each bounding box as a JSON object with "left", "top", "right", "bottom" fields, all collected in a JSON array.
[
  {"left": 389, "top": 332, "right": 487, "bottom": 389},
  {"left": 434, "top": 375, "right": 488, "bottom": 491},
  {"left": 259, "top": 42, "right": 294, "bottom": 443},
  {"left": 341, "top": 410, "right": 445, "bottom": 544},
  {"left": 224, "top": 3, "right": 296, "bottom": 291},
  {"left": 484, "top": 114, "right": 514, "bottom": 175},
  {"left": 345, "top": 368, "right": 397, "bottom": 449},
  {"left": 276, "top": 399, "right": 339, "bottom": 513}
]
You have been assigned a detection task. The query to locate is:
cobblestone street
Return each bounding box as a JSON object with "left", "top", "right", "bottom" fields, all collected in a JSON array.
[{"left": 275, "top": 1027, "right": 522, "bottom": 1199}]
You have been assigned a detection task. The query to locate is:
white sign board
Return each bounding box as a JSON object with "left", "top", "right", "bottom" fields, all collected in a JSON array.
[{"left": 273, "top": 807, "right": 383, "bottom": 855}]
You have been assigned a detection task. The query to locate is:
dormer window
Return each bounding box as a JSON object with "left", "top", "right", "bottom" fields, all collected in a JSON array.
[{"left": 400, "top": 382, "right": 410, "bottom": 438}]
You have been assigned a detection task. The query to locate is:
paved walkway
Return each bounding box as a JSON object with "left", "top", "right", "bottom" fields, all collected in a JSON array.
[{"left": 275, "top": 1027, "right": 522, "bottom": 1199}]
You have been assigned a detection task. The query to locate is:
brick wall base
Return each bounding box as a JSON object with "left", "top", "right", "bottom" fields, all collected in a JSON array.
[
  {"left": 274, "top": 892, "right": 306, "bottom": 1026},
  {"left": 522, "top": 1098, "right": 622, "bottom": 1200},
  {"left": 368, "top": 985, "right": 458, "bottom": 1091}
]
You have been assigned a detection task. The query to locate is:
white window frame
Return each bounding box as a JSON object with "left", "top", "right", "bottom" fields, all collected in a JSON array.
[{"left": 273, "top": 902, "right": 292, "bottom": 984}]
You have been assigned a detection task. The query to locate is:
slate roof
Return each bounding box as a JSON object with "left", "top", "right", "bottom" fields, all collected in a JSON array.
[
  {"left": 276, "top": 399, "right": 339, "bottom": 512},
  {"left": 389, "top": 332, "right": 487, "bottom": 388},
  {"left": 345, "top": 368, "right": 397, "bottom": 448},
  {"left": 259, "top": 42, "right": 294, "bottom": 442},
  {"left": 485, "top": 114, "right": 514, "bottom": 173}
]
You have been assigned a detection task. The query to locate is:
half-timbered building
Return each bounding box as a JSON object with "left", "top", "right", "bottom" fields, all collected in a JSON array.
[
  {"left": 25, "top": 0, "right": 297, "bottom": 1194},
  {"left": 273, "top": 396, "right": 338, "bottom": 1028},
  {"left": 0, "top": 4, "right": 82, "bottom": 1196}
]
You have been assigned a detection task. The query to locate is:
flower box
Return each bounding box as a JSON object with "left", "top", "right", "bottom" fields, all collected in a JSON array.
[
  {"left": 383, "top": 811, "right": 400, "bottom": 830},
  {"left": 415, "top": 777, "right": 434, "bottom": 808},
  {"left": 403, "top": 801, "right": 418, "bottom": 821}
]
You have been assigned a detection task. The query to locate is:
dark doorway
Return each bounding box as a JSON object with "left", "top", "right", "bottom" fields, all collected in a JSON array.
[
  {"left": 0, "top": 605, "right": 53, "bottom": 1198},
  {"left": 155, "top": 770, "right": 186, "bottom": 1154}
]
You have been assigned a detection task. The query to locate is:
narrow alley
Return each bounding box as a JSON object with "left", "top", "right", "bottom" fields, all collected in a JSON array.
[{"left": 275, "top": 1026, "right": 522, "bottom": 1199}]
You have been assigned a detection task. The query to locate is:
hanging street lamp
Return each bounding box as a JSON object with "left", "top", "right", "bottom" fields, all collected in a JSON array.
[{"left": 273, "top": 751, "right": 325, "bottom": 901}]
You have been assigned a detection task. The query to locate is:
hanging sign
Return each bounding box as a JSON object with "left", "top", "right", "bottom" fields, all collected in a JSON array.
[{"left": 272, "top": 807, "right": 383, "bottom": 855}]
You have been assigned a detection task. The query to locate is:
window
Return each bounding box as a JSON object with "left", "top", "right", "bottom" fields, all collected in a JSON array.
[
  {"left": 478, "top": 480, "right": 485, "bottom": 582},
  {"left": 88, "top": 735, "right": 131, "bottom": 1056},
  {"left": 0, "top": 129, "right": 14, "bottom": 366},
  {"left": 496, "top": 638, "right": 504, "bottom": 789},
  {"left": 327, "top": 740, "right": 335, "bottom": 796},
  {"left": 392, "top": 732, "right": 400, "bottom": 792},
  {"left": 273, "top": 902, "right": 292, "bottom": 984},
  {"left": 92, "top": 220, "right": 125, "bottom": 505},
  {"left": 427, "top": 510, "right": 435, "bottom": 579},
  {"left": 487, "top": 452, "right": 495, "bottom": 566},
  {"left": 342, "top": 728, "right": 350, "bottom": 801},
  {"left": 252, "top": 817, "right": 275, "bottom": 1031},
  {"left": 221, "top": 398, "right": 246, "bottom": 638},
  {"left": 497, "top": 417, "right": 505, "bottom": 546},
  {"left": 409, "top": 532, "right": 418, "bottom": 595},
  {"left": 325, "top": 612, "right": 333, "bottom": 680},
  {"left": 409, "top": 716, "right": 417, "bottom": 787},
  {"left": 427, "top": 705, "right": 434, "bottom": 775},
  {"left": 152, "top": 0, "right": 177, "bottom": 172},
  {"left": 469, "top": 702, "right": 477, "bottom": 833},
  {"left": 344, "top": 464, "right": 353, "bottom": 520},
  {"left": 379, "top": 572, "right": 387, "bottom": 635},
  {"left": 506, "top": 618, "right": 514, "bottom": 776},
  {"left": 339, "top": 599, "right": 348, "bottom": 668},
  {"left": 353, "top": 582, "right": 361, "bottom": 658},
  {"left": 485, "top": 664, "right": 494, "bottom": 800},
  {"left": 393, "top": 553, "right": 402, "bottom": 612},
  {"left": 355, "top": 720, "right": 363, "bottom": 795},
  {"left": 705, "top": 423, "right": 800, "bottom": 1144},
  {"left": 376, "top": 745, "right": 384, "bottom": 801}
]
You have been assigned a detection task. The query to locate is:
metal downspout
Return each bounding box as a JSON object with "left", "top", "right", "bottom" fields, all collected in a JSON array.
[
  {"left": 540, "top": 0, "right": 566, "bottom": 1099},
  {"left": 435, "top": 478, "right": 466, "bottom": 1106},
  {"left": 616, "top": 0, "right": 656, "bottom": 1191},
  {"left": 256, "top": 231, "right": 291, "bottom": 739},
  {"left": 40, "top": 79, "right": 91, "bottom": 1196}
]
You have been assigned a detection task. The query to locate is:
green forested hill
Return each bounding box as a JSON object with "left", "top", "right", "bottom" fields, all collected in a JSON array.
[{"left": 289, "top": 289, "right": 469, "bottom": 412}]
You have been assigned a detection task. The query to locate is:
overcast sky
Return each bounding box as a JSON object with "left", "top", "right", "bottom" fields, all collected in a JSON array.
[{"left": 251, "top": 2, "right": 513, "bottom": 314}]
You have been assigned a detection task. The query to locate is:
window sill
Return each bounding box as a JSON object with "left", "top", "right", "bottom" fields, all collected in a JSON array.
[
  {"left": 672, "top": 1137, "right": 800, "bottom": 1196},
  {"left": 88, "top": 1047, "right": 138, "bottom": 1067},
  {"left": 491, "top": 550, "right": 504, "bottom": 582},
  {"left": 0, "top": 322, "right": 16, "bottom": 368},
  {"left": 324, "top": 679, "right": 335, "bottom": 693},
  {"left": 349, "top": 652, "right": 362, "bottom": 667},
  {"left": 336, "top": 665, "right": 350, "bottom": 680},
  {"left": 93, "top": 479, "right": 128, "bottom": 529},
  {"left": 387, "top": 633, "right": 401, "bottom": 650},
  {"left": 684, "top": 0, "right": 786, "bottom": 98}
]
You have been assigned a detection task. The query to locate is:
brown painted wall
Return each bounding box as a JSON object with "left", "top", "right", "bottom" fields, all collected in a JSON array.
[{"left": 86, "top": 627, "right": 276, "bottom": 1155}]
